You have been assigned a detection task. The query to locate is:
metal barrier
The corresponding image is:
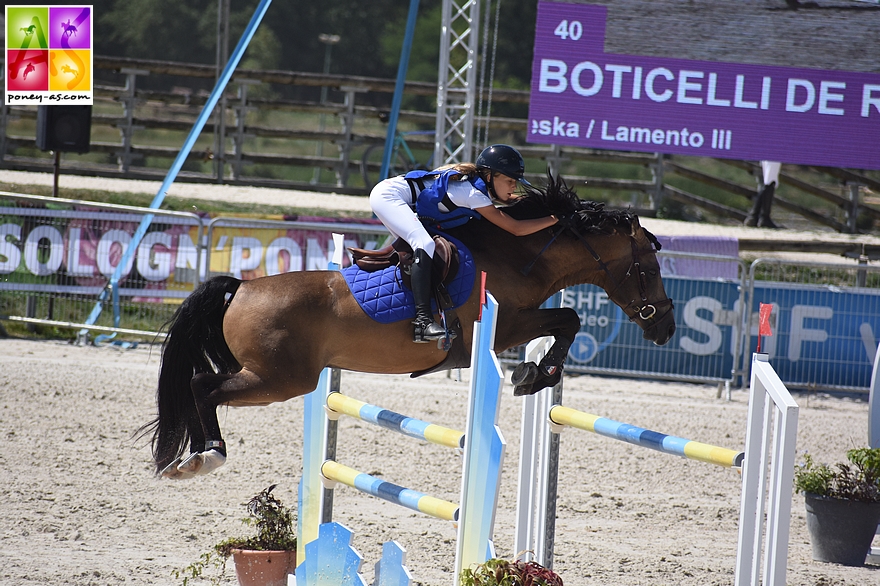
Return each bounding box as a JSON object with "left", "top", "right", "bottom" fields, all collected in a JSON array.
[
  {"left": 506, "top": 252, "right": 879, "bottom": 394},
  {"left": 0, "top": 191, "right": 204, "bottom": 338},
  {"left": 555, "top": 250, "right": 748, "bottom": 387},
  {"left": 0, "top": 191, "right": 388, "bottom": 340},
  {"left": 203, "top": 216, "right": 388, "bottom": 278},
  {"left": 746, "top": 258, "right": 880, "bottom": 393},
  {"left": 2, "top": 193, "right": 877, "bottom": 393}
]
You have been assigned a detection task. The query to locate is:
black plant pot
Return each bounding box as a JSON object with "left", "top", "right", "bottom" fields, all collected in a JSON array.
[{"left": 804, "top": 492, "right": 880, "bottom": 566}]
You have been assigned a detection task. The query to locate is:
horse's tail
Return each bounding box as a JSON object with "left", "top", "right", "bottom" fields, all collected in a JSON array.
[{"left": 137, "top": 275, "right": 241, "bottom": 475}]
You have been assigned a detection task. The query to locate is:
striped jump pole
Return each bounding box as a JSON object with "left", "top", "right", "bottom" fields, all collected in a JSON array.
[
  {"left": 548, "top": 405, "right": 744, "bottom": 468},
  {"left": 326, "top": 392, "right": 465, "bottom": 450},
  {"left": 296, "top": 273, "right": 506, "bottom": 586},
  {"left": 321, "top": 460, "right": 460, "bottom": 522}
]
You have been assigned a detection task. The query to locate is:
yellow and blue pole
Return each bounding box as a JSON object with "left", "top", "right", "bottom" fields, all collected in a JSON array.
[{"left": 549, "top": 405, "right": 744, "bottom": 468}]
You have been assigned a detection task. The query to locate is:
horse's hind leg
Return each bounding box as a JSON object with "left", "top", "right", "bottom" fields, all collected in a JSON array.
[{"left": 161, "top": 372, "right": 234, "bottom": 479}]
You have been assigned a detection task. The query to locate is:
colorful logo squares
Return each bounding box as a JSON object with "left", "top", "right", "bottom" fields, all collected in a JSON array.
[{"left": 5, "top": 5, "right": 94, "bottom": 105}]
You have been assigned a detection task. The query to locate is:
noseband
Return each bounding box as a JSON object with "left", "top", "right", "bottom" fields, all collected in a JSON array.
[
  {"left": 523, "top": 222, "right": 674, "bottom": 326},
  {"left": 616, "top": 237, "right": 675, "bottom": 324}
]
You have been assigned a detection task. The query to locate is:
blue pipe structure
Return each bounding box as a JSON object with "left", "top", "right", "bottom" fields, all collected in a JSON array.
[
  {"left": 378, "top": 0, "right": 421, "bottom": 183},
  {"left": 81, "top": 0, "right": 274, "bottom": 339}
]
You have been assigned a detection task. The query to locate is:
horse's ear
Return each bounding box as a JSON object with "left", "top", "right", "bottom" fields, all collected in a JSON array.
[{"left": 629, "top": 215, "right": 641, "bottom": 238}]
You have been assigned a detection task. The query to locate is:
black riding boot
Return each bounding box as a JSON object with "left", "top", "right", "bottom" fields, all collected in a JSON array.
[
  {"left": 744, "top": 194, "right": 761, "bottom": 227},
  {"left": 756, "top": 182, "right": 778, "bottom": 228},
  {"left": 411, "top": 248, "right": 446, "bottom": 343}
]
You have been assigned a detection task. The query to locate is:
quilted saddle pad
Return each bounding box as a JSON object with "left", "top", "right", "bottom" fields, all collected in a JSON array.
[{"left": 341, "top": 237, "right": 476, "bottom": 324}]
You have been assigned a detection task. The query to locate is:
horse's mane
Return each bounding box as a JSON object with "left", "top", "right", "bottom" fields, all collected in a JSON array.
[
  {"left": 505, "top": 172, "right": 639, "bottom": 237},
  {"left": 501, "top": 172, "right": 664, "bottom": 250}
]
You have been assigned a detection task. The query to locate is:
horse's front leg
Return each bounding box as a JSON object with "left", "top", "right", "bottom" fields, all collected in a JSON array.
[
  {"left": 160, "top": 372, "right": 232, "bottom": 479},
  {"left": 497, "top": 307, "right": 581, "bottom": 396}
]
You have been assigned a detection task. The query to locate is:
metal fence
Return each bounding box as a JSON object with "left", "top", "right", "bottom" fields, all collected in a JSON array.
[
  {"left": 0, "top": 191, "right": 204, "bottom": 339},
  {"left": 745, "top": 258, "right": 880, "bottom": 393},
  {"left": 202, "top": 216, "right": 388, "bottom": 279},
  {"left": 543, "top": 250, "right": 750, "bottom": 388},
  {"left": 0, "top": 192, "right": 390, "bottom": 341},
  {"left": 2, "top": 191, "right": 877, "bottom": 392}
]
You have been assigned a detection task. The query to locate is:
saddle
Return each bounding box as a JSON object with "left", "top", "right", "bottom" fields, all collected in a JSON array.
[
  {"left": 347, "top": 235, "right": 460, "bottom": 302},
  {"left": 345, "top": 234, "right": 470, "bottom": 375}
]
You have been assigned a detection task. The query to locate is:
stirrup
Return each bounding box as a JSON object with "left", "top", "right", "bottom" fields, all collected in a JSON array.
[{"left": 414, "top": 319, "right": 447, "bottom": 343}]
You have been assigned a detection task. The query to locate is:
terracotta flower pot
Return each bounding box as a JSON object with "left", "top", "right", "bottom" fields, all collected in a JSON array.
[
  {"left": 231, "top": 549, "right": 296, "bottom": 586},
  {"left": 804, "top": 492, "right": 880, "bottom": 567}
]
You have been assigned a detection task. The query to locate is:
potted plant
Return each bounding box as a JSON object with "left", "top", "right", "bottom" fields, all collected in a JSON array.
[
  {"left": 460, "top": 557, "right": 564, "bottom": 585},
  {"left": 793, "top": 447, "right": 880, "bottom": 566},
  {"left": 175, "top": 484, "right": 297, "bottom": 586}
]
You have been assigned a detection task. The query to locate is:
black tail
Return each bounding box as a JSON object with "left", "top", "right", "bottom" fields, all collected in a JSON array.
[{"left": 137, "top": 276, "right": 241, "bottom": 474}]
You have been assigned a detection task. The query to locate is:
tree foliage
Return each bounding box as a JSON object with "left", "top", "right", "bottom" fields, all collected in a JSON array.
[{"left": 86, "top": 0, "right": 536, "bottom": 89}]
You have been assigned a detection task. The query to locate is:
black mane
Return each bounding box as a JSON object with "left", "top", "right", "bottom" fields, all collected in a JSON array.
[{"left": 505, "top": 172, "right": 638, "bottom": 236}]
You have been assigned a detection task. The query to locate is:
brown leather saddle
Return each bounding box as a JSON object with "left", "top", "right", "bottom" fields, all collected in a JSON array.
[
  {"left": 347, "top": 235, "right": 469, "bottom": 374},
  {"left": 347, "top": 234, "right": 460, "bottom": 300}
]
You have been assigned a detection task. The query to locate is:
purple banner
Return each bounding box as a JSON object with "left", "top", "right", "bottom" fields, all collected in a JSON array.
[{"left": 528, "top": 2, "right": 880, "bottom": 170}]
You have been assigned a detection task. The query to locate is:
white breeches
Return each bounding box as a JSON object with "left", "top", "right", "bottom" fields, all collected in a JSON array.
[
  {"left": 369, "top": 176, "right": 435, "bottom": 256},
  {"left": 761, "top": 161, "right": 781, "bottom": 186}
]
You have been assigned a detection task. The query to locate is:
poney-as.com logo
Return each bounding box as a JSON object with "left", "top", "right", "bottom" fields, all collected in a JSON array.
[{"left": 5, "top": 5, "right": 93, "bottom": 105}]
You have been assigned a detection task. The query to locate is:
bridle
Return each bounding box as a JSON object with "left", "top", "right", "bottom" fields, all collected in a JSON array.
[{"left": 521, "top": 220, "right": 674, "bottom": 326}]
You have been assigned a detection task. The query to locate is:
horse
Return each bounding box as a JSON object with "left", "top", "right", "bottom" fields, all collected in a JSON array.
[
  {"left": 141, "top": 174, "right": 676, "bottom": 479},
  {"left": 61, "top": 20, "right": 78, "bottom": 38}
]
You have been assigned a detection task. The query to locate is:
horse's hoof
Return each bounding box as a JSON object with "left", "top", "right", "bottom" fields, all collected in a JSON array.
[
  {"left": 196, "top": 449, "right": 227, "bottom": 475},
  {"left": 160, "top": 457, "right": 195, "bottom": 480},
  {"left": 513, "top": 364, "right": 562, "bottom": 396},
  {"left": 511, "top": 362, "right": 539, "bottom": 387},
  {"left": 177, "top": 449, "right": 227, "bottom": 476}
]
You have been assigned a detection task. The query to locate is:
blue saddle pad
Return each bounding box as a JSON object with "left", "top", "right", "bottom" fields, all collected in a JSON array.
[{"left": 341, "top": 238, "right": 476, "bottom": 324}]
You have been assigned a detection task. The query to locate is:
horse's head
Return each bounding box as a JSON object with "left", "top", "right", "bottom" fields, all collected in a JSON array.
[
  {"left": 601, "top": 216, "right": 676, "bottom": 346},
  {"left": 512, "top": 173, "right": 676, "bottom": 346}
]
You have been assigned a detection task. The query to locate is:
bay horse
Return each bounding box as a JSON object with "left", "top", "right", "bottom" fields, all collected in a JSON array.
[{"left": 141, "top": 174, "right": 675, "bottom": 479}]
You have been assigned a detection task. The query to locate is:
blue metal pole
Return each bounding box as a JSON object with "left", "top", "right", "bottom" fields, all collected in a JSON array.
[
  {"left": 80, "top": 0, "right": 274, "bottom": 337},
  {"left": 379, "top": 0, "right": 421, "bottom": 183}
]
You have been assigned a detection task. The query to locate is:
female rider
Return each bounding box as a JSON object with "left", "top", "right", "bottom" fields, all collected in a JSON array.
[{"left": 369, "top": 144, "right": 558, "bottom": 343}]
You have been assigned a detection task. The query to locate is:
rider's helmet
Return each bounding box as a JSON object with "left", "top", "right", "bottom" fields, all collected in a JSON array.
[{"left": 476, "top": 144, "right": 531, "bottom": 186}]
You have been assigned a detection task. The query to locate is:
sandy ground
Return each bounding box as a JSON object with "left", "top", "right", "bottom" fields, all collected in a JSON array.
[{"left": 1, "top": 337, "right": 878, "bottom": 586}]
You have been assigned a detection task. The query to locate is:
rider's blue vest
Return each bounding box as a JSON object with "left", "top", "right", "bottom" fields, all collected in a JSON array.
[{"left": 406, "top": 169, "right": 488, "bottom": 229}]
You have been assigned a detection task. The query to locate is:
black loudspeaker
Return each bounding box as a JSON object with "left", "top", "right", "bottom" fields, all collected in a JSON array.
[{"left": 36, "top": 105, "right": 92, "bottom": 153}]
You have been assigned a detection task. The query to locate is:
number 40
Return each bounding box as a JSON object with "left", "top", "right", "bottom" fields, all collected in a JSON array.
[{"left": 554, "top": 20, "right": 583, "bottom": 41}]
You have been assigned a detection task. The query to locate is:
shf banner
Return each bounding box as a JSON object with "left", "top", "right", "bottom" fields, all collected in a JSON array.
[
  {"left": 563, "top": 278, "right": 880, "bottom": 391},
  {"left": 529, "top": 2, "right": 880, "bottom": 170},
  {"left": 5, "top": 5, "right": 93, "bottom": 105}
]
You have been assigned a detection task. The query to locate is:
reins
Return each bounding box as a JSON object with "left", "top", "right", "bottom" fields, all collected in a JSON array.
[{"left": 520, "top": 224, "right": 566, "bottom": 276}]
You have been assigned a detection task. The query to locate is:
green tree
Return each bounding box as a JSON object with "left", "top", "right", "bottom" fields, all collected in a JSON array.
[
  {"left": 86, "top": 0, "right": 537, "bottom": 99},
  {"left": 97, "top": 0, "right": 218, "bottom": 63}
]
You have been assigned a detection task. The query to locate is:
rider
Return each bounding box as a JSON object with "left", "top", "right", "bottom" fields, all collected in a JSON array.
[{"left": 369, "top": 144, "right": 559, "bottom": 343}]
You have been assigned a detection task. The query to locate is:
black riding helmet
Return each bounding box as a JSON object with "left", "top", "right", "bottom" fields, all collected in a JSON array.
[{"left": 476, "top": 144, "right": 531, "bottom": 187}]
